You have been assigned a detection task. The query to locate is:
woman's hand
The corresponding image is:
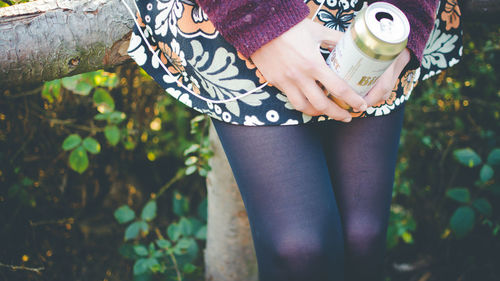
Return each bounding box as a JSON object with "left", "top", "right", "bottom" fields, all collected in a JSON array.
[
  {"left": 250, "top": 18, "right": 367, "bottom": 122},
  {"left": 363, "top": 48, "right": 411, "bottom": 107}
]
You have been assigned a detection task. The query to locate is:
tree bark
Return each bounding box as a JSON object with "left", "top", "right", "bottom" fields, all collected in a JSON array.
[
  {"left": 0, "top": 0, "right": 134, "bottom": 89},
  {"left": 205, "top": 123, "right": 258, "bottom": 281}
]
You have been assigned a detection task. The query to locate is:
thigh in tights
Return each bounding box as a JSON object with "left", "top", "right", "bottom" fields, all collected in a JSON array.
[{"left": 211, "top": 104, "right": 405, "bottom": 281}]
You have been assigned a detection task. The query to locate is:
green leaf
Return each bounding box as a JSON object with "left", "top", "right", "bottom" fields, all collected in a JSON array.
[
  {"left": 445, "top": 188, "right": 471, "bottom": 203},
  {"left": 42, "top": 80, "right": 62, "bottom": 102},
  {"left": 173, "top": 238, "right": 192, "bottom": 255},
  {"left": 450, "top": 206, "right": 475, "bottom": 239},
  {"left": 185, "top": 156, "right": 198, "bottom": 166},
  {"left": 103, "top": 74, "right": 119, "bottom": 88},
  {"left": 147, "top": 258, "right": 160, "bottom": 272},
  {"left": 156, "top": 239, "right": 172, "bottom": 249},
  {"left": 114, "top": 205, "right": 136, "bottom": 224},
  {"left": 94, "top": 72, "right": 119, "bottom": 88},
  {"left": 105, "top": 125, "right": 121, "bottom": 146},
  {"left": 472, "top": 198, "right": 492, "bottom": 217},
  {"left": 69, "top": 146, "right": 88, "bottom": 174},
  {"left": 62, "top": 134, "right": 82, "bottom": 151},
  {"left": 8, "top": 183, "right": 22, "bottom": 198},
  {"left": 178, "top": 217, "right": 193, "bottom": 236},
  {"left": 81, "top": 71, "right": 99, "bottom": 86},
  {"left": 167, "top": 223, "right": 181, "bottom": 242},
  {"left": 41, "top": 83, "right": 53, "bottom": 102},
  {"left": 134, "top": 245, "right": 149, "bottom": 256},
  {"left": 487, "top": 148, "right": 500, "bottom": 166},
  {"left": 141, "top": 200, "right": 157, "bottom": 222},
  {"left": 61, "top": 75, "right": 80, "bottom": 90},
  {"left": 179, "top": 237, "right": 198, "bottom": 257},
  {"left": 173, "top": 191, "right": 189, "bottom": 217},
  {"left": 93, "top": 88, "right": 115, "bottom": 112},
  {"left": 153, "top": 251, "right": 165, "bottom": 258},
  {"left": 125, "top": 221, "right": 149, "bottom": 241},
  {"left": 109, "top": 111, "right": 127, "bottom": 124},
  {"left": 198, "top": 168, "right": 208, "bottom": 177},
  {"left": 195, "top": 225, "right": 207, "bottom": 240},
  {"left": 148, "top": 242, "right": 155, "bottom": 253},
  {"left": 183, "top": 144, "right": 199, "bottom": 156},
  {"left": 123, "top": 137, "right": 137, "bottom": 150},
  {"left": 82, "top": 137, "right": 101, "bottom": 154},
  {"left": 94, "top": 113, "right": 110, "bottom": 121},
  {"left": 133, "top": 258, "right": 149, "bottom": 275},
  {"left": 421, "top": 136, "right": 432, "bottom": 148},
  {"left": 185, "top": 166, "right": 197, "bottom": 175},
  {"left": 453, "top": 148, "right": 482, "bottom": 168},
  {"left": 183, "top": 263, "right": 197, "bottom": 274},
  {"left": 188, "top": 217, "right": 203, "bottom": 233},
  {"left": 52, "top": 81, "right": 62, "bottom": 99},
  {"left": 21, "top": 178, "right": 34, "bottom": 186},
  {"left": 73, "top": 81, "right": 93, "bottom": 95},
  {"left": 118, "top": 243, "right": 136, "bottom": 259},
  {"left": 480, "top": 164, "right": 494, "bottom": 182},
  {"left": 401, "top": 232, "right": 413, "bottom": 243}
]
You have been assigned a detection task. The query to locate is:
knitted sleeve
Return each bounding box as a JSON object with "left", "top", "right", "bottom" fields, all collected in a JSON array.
[
  {"left": 368, "top": 0, "right": 440, "bottom": 70},
  {"left": 196, "top": 0, "right": 439, "bottom": 69},
  {"left": 195, "top": 0, "right": 310, "bottom": 58}
]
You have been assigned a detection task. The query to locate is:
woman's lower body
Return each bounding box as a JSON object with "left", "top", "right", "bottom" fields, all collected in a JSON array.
[{"left": 211, "top": 104, "right": 406, "bottom": 281}]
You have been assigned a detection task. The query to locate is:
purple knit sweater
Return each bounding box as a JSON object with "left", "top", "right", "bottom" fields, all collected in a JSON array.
[{"left": 196, "top": 0, "right": 440, "bottom": 70}]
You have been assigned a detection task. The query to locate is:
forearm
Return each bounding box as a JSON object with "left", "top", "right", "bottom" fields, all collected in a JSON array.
[{"left": 195, "top": 0, "right": 310, "bottom": 58}]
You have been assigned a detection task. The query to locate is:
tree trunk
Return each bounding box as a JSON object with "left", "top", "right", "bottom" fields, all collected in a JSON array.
[
  {"left": 205, "top": 123, "right": 258, "bottom": 281},
  {"left": 0, "top": 1, "right": 495, "bottom": 281}
]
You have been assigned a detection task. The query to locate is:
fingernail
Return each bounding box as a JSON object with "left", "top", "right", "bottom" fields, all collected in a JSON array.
[
  {"left": 359, "top": 103, "right": 367, "bottom": 112},
  {"left": 342, "top": 116, "right": 352, "bottom": 123}
]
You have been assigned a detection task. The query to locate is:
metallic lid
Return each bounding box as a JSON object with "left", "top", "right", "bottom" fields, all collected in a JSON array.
[{"left": 351, "top": 2, "right": 410, "bottom": 60}]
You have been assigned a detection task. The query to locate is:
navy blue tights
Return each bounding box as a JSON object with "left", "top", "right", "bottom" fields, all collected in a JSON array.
[{"left": 211, "top": 105, "right": 405, "bottom": 281}]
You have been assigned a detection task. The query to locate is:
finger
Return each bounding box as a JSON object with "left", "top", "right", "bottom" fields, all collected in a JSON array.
[
  {"left": 311, "top": 22, "right": 344, "bottom": 46},
  {"left": 280, "top": 84, "right": 322, "bottom": 116},
  {"left": 300, "top": 79, "right": 352, "bottom": 122},
  {"left": 314, "top": 61, "right": 367, "bottom": 112},
  {"left": 363, "top": 82, "right": 392, "bottom": 107},
  {"left": 363, "top": 49, "right": 410, "bottom": 106},
  {"left": 363, "top": 64, "right": 398, "bottom": 107}
]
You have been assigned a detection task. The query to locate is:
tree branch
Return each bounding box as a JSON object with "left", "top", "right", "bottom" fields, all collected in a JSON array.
[
  {"left": 0, "top": 262, "right": 45, "bottom": 274},
  {"left": 0, "top": 0, "right": 135, "bottom": 89}
]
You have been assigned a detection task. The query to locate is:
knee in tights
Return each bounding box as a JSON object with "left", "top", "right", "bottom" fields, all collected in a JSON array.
[
  {"left": 343, "top": 220, "right": 387, "bottom": 262},
  {"left": 257, "top": 229, "right": 345, "bottom": 281}
]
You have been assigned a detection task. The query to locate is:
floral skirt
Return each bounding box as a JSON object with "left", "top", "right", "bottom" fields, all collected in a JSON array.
[{"left": 127, "top": 0, "right": 463, "bottom": 126}]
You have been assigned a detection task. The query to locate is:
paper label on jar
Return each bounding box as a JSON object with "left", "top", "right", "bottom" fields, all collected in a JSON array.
[{"left": 327, "top": 29, "right": 393, "bottom": 96}]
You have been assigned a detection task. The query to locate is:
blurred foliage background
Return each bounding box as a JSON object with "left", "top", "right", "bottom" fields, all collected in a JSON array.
[{"left": 0, "top": 5, "right": 499, "bottom": 281}]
